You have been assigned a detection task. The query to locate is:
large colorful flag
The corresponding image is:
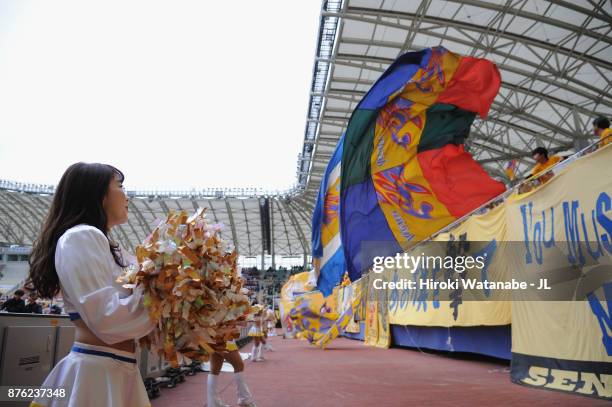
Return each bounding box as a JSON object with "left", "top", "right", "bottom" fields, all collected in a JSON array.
[
  {"left": 340, "top": 46, "right": 506, "bottom": 279},
  {"left": 278, "top": 272, "right": 314, "bottom": 338},
  {"left": 288, "top": 286, "right": 361, "bottom": 349},
  {"left": 311, "top": 136, "right": 346, "bottom": 296},
  {"left": 289, "top": 294, "right": 338, "bottom": 345}
]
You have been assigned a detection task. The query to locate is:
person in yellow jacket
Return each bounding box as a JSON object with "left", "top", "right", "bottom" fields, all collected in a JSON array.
[
  {"left": 594, "top": 116, "right": 611, "bottom": 147},
  {"left": 530, "top": 147, "right": 562, "bottom": 178}
]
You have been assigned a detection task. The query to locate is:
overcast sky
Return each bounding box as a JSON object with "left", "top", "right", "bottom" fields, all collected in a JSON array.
[{"left": 0, "top": 0, "right": 321, "bottom": 191}]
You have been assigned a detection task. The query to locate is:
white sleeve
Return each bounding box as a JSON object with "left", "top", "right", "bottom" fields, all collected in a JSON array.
[{"left": 56, "top": 226, "right": 155, "bottom": 344}]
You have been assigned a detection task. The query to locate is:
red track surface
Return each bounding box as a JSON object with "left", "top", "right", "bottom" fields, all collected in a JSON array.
[{"left": 151, "top": 333, "right": 608, "bottom": 407}]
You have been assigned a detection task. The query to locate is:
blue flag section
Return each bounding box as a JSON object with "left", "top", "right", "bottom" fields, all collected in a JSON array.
[{"left": 311, "top": 135, "right": 346, "bottom": 296}]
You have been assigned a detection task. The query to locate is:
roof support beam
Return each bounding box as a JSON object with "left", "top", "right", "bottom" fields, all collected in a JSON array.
[
  {"left": 330, "top": 53, "right": 611, "bottom": 109},
  {"left": 331, "top": 6, "right": 611, "bottom": 62},
  {"left": 158, "top": 201, "right": 171, "bottom": 216},
  {"left": 224, "top": 199, "right": 240, "bottom": 255},
  {"left": 274, "top": 200, "right": 293, "bottom": 256},
  {"left": 0, "top": 204, "right": 24, "bottom": 244},
  {"left": 141, "top": 200, "right": 159, "bottom": 225},
  {"left": 128, "top": 201, "right": 152, "bottom": 238},
  {"left": 328, "top": 75, "right": 604, "bottom": 117},
  {"left": 240, "top": 200, "right": 253, "bottom": 256},
  {"left": 0, "top": 192, "right": 39, "bottom": 242},
  {"left": 283, "top": 200, "right": 309, "bottom": 257},
  {"left": 270, "top": 199, "right": 275, "bottom": 269},
  {"left": 114, "top": 224, "right": 134, "bottom": 254}
]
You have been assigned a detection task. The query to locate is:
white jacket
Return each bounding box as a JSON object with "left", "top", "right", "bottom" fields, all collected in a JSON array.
[{"left": 55, "top": 224, "right": 155, "bottom": 344}]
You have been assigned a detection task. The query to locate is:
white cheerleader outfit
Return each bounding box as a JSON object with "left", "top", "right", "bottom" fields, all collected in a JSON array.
[
  {"left": 248, "top": 324, "right": 263, "bottom": 337},
  {"left": 267, "top": 321, "right": 275, "bottom": 336},
  {"left": 31, "top": 225, "right": 155, "bottom": 407},
  {"left": 266, "top": 310, "right": 276, "bottom": 334}
]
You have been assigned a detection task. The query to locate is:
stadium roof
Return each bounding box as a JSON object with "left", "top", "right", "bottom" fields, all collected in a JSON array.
[
  {"left": 297, "top": 0, "right": 611, "bottom": 203},
  {"left": 0, "top": 181, "right": 311, "bottom": 258},
  {"left": 1, "top": 0, "right": 611, "bottom": 255}
]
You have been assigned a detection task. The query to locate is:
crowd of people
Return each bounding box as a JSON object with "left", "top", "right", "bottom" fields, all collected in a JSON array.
[{"left": 0, "top": 289, "right": 62, "bottom": 314}]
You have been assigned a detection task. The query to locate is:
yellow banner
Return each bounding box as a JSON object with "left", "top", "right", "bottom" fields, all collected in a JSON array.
[
  {"left": 505, "top": 146, "right": 611, "bottom": 401},
  {"left": 506, "top": 146, "right": 611, "bottom": 362},
  {"left": 386, "top": 202, "right": 511, "bottom": 327}
]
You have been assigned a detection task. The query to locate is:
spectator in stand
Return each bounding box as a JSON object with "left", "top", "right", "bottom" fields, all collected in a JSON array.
[
  {"left": 25, "top": 294, "right": 43, "bottom": 314},
  {"left": 594, "top": 116, "right": 611, "bottom": 148},
  {"left": 0, "top": 289, "right": 26, "bottom": 313},
  {"left": 517, "top": 147, "right": 565, "bottom": 194},
  {"left": 48, "top": 304, "right": 63, "bottom": 315},
  {"left": 530, "top": 147, "right": 562, "bottom": 178}
]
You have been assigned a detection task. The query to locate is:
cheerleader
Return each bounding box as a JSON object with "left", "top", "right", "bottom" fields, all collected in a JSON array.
[
  {"left": 262, "top": 308, "right": 275, "bottom": 351},
  {"left": 206, "top": 341, "right": 257, "bottom": 407},
  {"left": 266, "top": 308, "right": 277, "bottom": 336},
  {"left": 27, "top": 163, "right": 155, "bottom": 407},
  {"left": 248, "top": 306, "right": 265, "bottom": 362}
]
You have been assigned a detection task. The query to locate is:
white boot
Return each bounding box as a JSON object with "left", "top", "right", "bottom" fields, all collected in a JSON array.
[
  {"left": 256, "top": 344, "right": 265, "bottom": 361},
  {"left": 263, "top": 342, "right": 274, "bottom": 352},
  {"left": 235, "top": 372, "right": 257, "bottom": 407},
  {"left": 250, "top": 344, "right": 259, "bottom": 362},
  {"left": 207, "top": 374, "right": 229, "bottom": 407}
]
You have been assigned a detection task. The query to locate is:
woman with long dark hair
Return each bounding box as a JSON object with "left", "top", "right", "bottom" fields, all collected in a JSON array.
[{"left": 28, "top": 163, "right": 154, "bottom": 407}]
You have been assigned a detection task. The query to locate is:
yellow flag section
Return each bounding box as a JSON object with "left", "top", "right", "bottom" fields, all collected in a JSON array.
[
  {"left": 315, "top": 282, "right": 363, "bottom": 348},
  {"left": 337, "top": 279, "right": 362, "bottom": 334},
  {"left": 280, "top": 272, "right": 365, "bottom": 349},
  {"left": 506, "top": 145, "right": 612, "bottom": 400},
  {"left": 386, "top": 201, "right": 511, "bottom": 327},
  {"left": 278, "top": 272, "right": 314, "bottom": 338},
  {"left": 289, "top": 289, "right": 338, "bottom": 343}
]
